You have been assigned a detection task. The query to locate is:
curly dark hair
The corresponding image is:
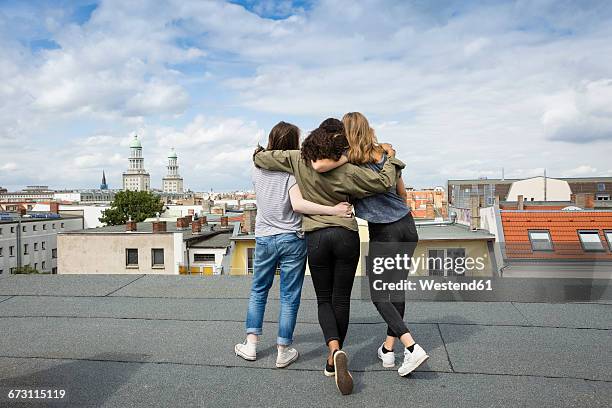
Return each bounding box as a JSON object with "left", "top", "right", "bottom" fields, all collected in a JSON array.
[
  {"left": 318, "top": 117, "right": 344, "bottom": 134},
  {"left": 301, "top": 122, "right": 349, "bottom": 162}
]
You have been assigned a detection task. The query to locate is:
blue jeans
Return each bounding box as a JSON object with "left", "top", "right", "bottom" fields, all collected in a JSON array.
[{"left": 246, "top": 232, "right": 307, "bottom": 345}]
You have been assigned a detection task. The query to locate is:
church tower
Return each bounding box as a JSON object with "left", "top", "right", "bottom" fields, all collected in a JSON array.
[
  {"left": 122, "top": 135, "right": 151, "bottom": 191},
  {"left": 100, "top": 170, "right": 108, "bottom": 190},
  {"left": 162, "top": 148, "right": 184, "bottom": 194}
]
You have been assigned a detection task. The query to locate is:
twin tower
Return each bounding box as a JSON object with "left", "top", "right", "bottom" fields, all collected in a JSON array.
[{"left": 122, "top": 135, "right": 184, "bottom": 194}]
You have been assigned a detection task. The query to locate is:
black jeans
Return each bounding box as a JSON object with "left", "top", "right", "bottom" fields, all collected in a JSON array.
[
  {"left": 368, "top": 212, "right": 419, "bottom": 338},
  {"left": 306, "top": 227, "right": 360, "bottom": 348}
]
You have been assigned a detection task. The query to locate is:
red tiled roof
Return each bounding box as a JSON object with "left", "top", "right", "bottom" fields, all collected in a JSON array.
[{"left": 501, "top": 210, "right": 612, "bottom": 260}]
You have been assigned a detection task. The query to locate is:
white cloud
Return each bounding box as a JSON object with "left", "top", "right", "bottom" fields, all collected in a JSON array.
[
  {"left": 561, "top": 165, "right": 598, "bottom": 177},
  {"left": 1, "top": 0, "right": 612, "bottom": 190}
]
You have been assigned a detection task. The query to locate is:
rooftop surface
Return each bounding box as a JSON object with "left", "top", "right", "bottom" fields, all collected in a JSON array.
[
  {"left": 414, "top": 223, "right": 495, "bottom": 240},
  {"left": 0, "top": 275, "right": 610, "bottom": 407},
  {"left": 65, "top": 222, "right": 234, "bottom": 243}
]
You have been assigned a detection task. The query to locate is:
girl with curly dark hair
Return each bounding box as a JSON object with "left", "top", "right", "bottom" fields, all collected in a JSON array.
[{"left": 311, "top": 112, "right": 429, "bottom": 377}]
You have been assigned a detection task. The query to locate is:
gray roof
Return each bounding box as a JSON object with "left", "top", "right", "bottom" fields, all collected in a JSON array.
[
  {"left": 448, "top": 176, "right": 612, "bottom": 184},
  {"left": 415, "top": 223, "right": 495, "bottom": 241},
  {"left": 0, "top": 274, "right": 609, "bottom": 407},
  {"left": 70, "top": 221, "right": 232, "bottom": 241},
  {"left": 0, "top": 212, "right": 82, "bottom": 224},
  {"left": 189, "top": 231, "right": 232, "bottom": 248}
]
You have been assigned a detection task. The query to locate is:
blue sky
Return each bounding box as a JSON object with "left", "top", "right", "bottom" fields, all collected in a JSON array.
[{"left": 1, "top": 0, "right": 612, "bottom": 191}]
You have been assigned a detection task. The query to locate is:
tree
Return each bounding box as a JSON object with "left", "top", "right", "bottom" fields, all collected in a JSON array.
[{"left": 99, "top": 190, "right": 164, "bottom": 226}]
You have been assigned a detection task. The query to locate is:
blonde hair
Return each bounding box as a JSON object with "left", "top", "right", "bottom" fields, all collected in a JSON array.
[{"left": 342, "top": 112, "right": 384, "bottom": 164}]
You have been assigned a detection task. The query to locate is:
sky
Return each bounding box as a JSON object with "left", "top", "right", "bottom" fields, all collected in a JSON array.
[{"left": 0, "top": 0, "right": 611, "bottom": 192}]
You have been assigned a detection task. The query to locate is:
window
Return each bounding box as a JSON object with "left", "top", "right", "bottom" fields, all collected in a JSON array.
[
  {"left": 578, "top": 231, "right": 604, "bottom": 252},
  {"left": 597, "top": 183, "right": 606, "bottom": 192},
  {"left": 33, "top": 225, "right": 37, "bottom": 231},
  {"left": 427, "top": 248, "right": 467, "bottom": 276},
  {"left": 194, "top": 253, "right": 216, "bottom": 262},
  {"left": 596, "top": 194, "right": 610, "bottom": 201},
  {"left": 0, "top": 228, "right": 2, "bottom": 235},
  {"left": 52, "top": 267, "right": 57, "bottom": 274},
  {"left": 126, "top": 248, "right": 138, "bottom": 266},
  {"left": 42, "top": 261, "right": 46, "bottom": 270},
  {"left": 43, "top": 224, "right": 47, "bottom": 230},
  {"left": 606, "top": 231, "right": 612, "bottom": 251},
  {"left": 34, "top": 243, "right": 38, "bottom": 251},
  {"left": 34, "top": 263, "right": 38, "bottom": 270},
  {"left": 0, "top": 269, "right": 3, "bottom": 274},
  {"left": 52, "top": 224, "right": 56, "bottom": 229},
  {"left": 9, "top": 246, "right": 14, "bottom": 256},
  {"left": 23, "top": 244, "right": 29, "bottom": 255},
  {"left": 22, "top": 226, "right": 26, "bottom": 232},
  {"left": 61, "top": 223, "right": 64, "bottom": 228},
  {"left": 247, "top": 247, "right": 255, "bottom": 274},
  {"left": 52, "top": 248, "right": 57, "bottom": 259},
  {"left": 42, "top": 242, "right": 46, "bottom": 250},
  {"left": 528, "top": 230, "right": 553, "bottom": 251},
  {"left": 11, "top": 226, "right": 15, "bottom": 233},
  {"left": 0, "top": 247, "right": 3, "bottom": 257},
  {"left": 427, "top": 249, "right": 445, "bottom": 276},
  {"left": 151, "top": 248, "right": 164, "bottom": 266}
]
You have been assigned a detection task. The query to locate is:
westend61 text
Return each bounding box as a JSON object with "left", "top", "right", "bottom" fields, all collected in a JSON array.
[{"left": 371, "top": 279, "right": 493, "bottom": 292}]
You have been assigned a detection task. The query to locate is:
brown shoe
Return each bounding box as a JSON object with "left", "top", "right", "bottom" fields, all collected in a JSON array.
[{"left": 333, "top": 350, "right": 353, "bottom": 395}]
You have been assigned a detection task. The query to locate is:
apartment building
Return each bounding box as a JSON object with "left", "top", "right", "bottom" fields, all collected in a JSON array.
[{"left": 0, "top": 211, "right": 84, "bottom": 275}]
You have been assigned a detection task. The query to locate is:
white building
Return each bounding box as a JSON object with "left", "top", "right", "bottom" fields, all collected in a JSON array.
[
  {"left": 162, "top": 148, "right": 184, "bottom": 194},
  {"left": 506, "top": 176, "right": 572, "bottom": 202},
  {"left": 57, "top": 219, "right": 233, "bottom": 275},
  {"left": 0, "top": 213, "right": 84, "bottom": 275},
  {"left": 122, "top": 135, "right": 151, "bottom": 192},
  {"left": 32, "top": 203, "right": 109, "bottom": 229}
]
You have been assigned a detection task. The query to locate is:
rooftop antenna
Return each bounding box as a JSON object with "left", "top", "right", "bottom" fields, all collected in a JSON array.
[{"left": 544, "top": 168, "right": 547, "bottom": 201}]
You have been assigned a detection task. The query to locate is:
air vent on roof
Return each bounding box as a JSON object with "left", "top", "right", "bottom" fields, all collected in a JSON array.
[{"left": 562, "top": 206, "right": 582, "bottom": 211}]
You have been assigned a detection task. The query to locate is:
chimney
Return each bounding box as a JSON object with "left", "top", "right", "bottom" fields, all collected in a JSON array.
[
  {"left": 220, "top": 215, "right": 229, "bottom": 228},
  {"left": 126, "top": 220, "right": 137, "bottom": 232},
  {"left": 517, "top": 195, "right": 524, "bottom": 211},
  {"left": 192, "top": 221, "right": 201, "bottom": 233},
  {"left": 200, "top": 215, "right": 207, "bottom": 226},
  {"left": 185, "top": 214, "right": 193, "bottom": 224},
  {"left": 575, "top": 193, "right": 594, "bottom": 209},
  {"left": 152, "top": 220, "right": 167, "bottom": 233},
  {"left": 470, "top": 195, "right": 480, "bottom": 231},
  {"left": 425, "top": 203, "right": 435, "bottom": 220},
  {"left": 49, "top": 202, "right": 60, "bottom": 214},
  {"left": 176, "top": 217, "right": 189, "bottom": 229},
  {"left": 242, "top": 207, "right": 257, "bottom": 234}
]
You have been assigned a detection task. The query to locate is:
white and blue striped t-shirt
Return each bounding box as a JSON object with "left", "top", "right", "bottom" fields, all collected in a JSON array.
[{"left": 252, "top": 167, "right": 301, "bottom": 237}]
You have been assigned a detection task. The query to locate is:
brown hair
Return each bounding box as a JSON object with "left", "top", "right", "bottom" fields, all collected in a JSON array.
[
  {"left": 267, "top": 121, "right": 300, "bottom": 150},
  {"left": 342, "top": 112, "right": 384, "bottom": 164},
  {"left": 301, "top": 118, "right": 349, "bottom": 162}
]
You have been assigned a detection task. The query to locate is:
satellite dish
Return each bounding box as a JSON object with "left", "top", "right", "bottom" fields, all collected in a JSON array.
[{"left": 561, "top": 206, "right": 582, "bottom": 211}]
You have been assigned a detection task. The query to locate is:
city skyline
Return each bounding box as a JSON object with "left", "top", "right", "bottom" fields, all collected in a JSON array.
[{"left": 1, "top": 0, "right": 612, "bottom": 192}]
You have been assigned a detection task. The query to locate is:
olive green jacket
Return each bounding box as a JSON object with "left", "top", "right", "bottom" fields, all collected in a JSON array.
[{"left": 253, "top": 150, "right": 405, "bottom": 232}]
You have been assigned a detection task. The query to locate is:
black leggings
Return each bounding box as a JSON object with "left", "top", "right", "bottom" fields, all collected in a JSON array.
[
  {"left": 368, "top": 212, "right": 419, "bottom": 338},
  {"left": 306, "top": 227, "right": 360, "bottom": 348}
]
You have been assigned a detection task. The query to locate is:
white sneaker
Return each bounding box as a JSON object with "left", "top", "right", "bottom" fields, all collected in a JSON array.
[
  {"left": 377, "top": 343, "right": 396, "bottom": 368},
  {"left": 398, "top": 344, "right": 429, "bottom": 377},
  {"left": 235, "top": 340, "right": 257, "bottom": 361},
  {"left": 276, "top": 346, "right": 299, "bottom": 368}
]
